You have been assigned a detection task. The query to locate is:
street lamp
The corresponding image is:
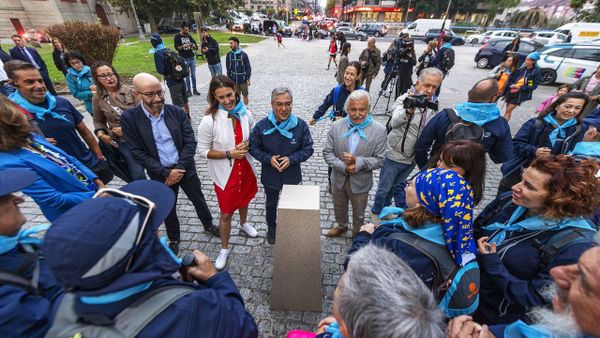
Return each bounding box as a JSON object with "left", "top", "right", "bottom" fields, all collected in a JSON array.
[{"left": 129, "top": 0, "right": 146, "bottom": 40}]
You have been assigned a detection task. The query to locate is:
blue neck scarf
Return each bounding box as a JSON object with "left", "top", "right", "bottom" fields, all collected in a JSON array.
[
  {"left": 263, "top": 110, "right": 298, "bottom": 139},
  {"left": 543, "top": 113, "right": 578, "bottom": 147},
  {"left": 415, "top": 168, "right": 476, "bottom": 266},
  {"left": 342, "top": 115, "right": 373, "bottom": 140},
  {"left": 231, "top": 47, "right": 243, "bottom": 55},
  {"left": 380, "top": 208, "right": 447, "bottom": 246},
  {"left": 503, "top": 320, "right": 554, "bottom": 338},
  {"left": 0, "top": 224, "right": 50, "bottom": 255},
  {"left": 571, "top": 142, "right": 600, "bottom": 158},
  {"left": 148, "top": 43, "right": 167, "bottom": 54},
  {"left": 454, "top": 102, "right": 501, "bottom": 126},
  {"left": 9, "top": 91, "right": 69, "bottom": 122},
  {"left": 324, "top": 322, "right": 344, "bottom": 338},
  {"left": 67, "top": 65, "right": 91, "bottom": 87},
  {"left": 442, "top": 42, "right": 453, "bottom": 49},
  {"left": 483, "top": 206, "right": 594, "bottom": 245},
  {"left": 219, "top": 101, "right": 247, "bottom": 121}
]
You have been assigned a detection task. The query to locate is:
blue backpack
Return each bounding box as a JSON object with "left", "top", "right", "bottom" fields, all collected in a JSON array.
[
  {"left": 387, "top": 232, "right": 480, "bottom": 318},
  {"left": 319, "top": 84, "right": 366, "bottom": 121}
]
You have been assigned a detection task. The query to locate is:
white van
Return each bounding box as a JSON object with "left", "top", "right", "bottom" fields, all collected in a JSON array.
[
  {"left": 555, "top": 23, "right": 600, "bottom": 43},
  {"left": 402, "top": 19, "right": 451, "bottom": 40}
]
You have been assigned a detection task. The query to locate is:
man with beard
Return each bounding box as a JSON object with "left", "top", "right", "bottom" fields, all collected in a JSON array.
[
  {"left": 447, "top": 245, "right": 600, "bottom": 338},
  {"left": 120, "top": 73, "right": 219, "bottom": 255}
]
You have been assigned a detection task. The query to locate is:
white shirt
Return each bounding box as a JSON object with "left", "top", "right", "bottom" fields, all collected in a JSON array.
[{"left": 0, "top": 59, "right": 7, "bottom": 82}]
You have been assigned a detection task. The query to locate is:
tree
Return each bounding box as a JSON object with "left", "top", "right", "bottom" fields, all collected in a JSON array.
[
  {"left": 46, "top": 21, "right": 119, "bottom": 65},
  {"left": 509, "top": 7, "right": 548, "bottom": 28},
  {"left": 482, "top": 0, "right": 520, "bottom": 24},
  {"left": 103, "top": 0, "right": 174, "bottom": 33},
  {"left": 325, "top": 0, "right": 335, "bottom": 16}
]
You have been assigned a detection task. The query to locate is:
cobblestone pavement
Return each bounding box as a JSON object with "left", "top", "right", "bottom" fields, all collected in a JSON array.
[{"left": 22, "top": 36, "right": 554, "bottom": 337}]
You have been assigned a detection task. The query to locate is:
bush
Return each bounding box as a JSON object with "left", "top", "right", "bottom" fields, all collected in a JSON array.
[{"left": 46, "top": 21, "right": 119, "bottom": 65}]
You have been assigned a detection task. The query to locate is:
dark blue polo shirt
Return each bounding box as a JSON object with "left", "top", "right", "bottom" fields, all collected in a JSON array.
[{"left": 33, "top": 97, "right": 97, "bottom": 169}]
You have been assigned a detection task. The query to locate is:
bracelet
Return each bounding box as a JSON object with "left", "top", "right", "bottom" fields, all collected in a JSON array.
[{"left": 225, "top": 150, "right": 232, "bottom": 159}]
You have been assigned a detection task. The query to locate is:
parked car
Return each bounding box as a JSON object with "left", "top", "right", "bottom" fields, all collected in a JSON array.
[
  {"left": 335, "top": 26, "right": 367, "bottom": 41},
  {"left": 466, "top": 30, "right": 519, "bottom": 44},
  {"left": 336, "top": 22, "right": 353, "bottom": 28},
  {"left": 536, "top": 43, "right": 600, "bottom": 85},
  {"left": 529, "top": 31, "right": 568, "bottom": 45},
  {"left": 358, "top": 23, "right": 388, "bottom": 37},
  {"left": 423, "top": 29, "right": 465, "bottom": 45},
  {"left": 474, "top": 37, "right": 544, "bottom": 68},
  {"left": 158, "top": 25, "right": 180, "bottom": 34}
]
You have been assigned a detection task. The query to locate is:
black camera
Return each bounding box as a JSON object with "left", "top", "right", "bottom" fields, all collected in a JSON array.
[{"left": 403, "top": 93, "right": 438, "bottom": 111}]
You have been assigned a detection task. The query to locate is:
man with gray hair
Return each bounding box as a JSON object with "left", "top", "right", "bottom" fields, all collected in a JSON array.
[
  {"left": 371, "top": 67, "right": 443, "bottom": 222},
  {"left": 358, "top": 37, "right": 382, "bottom": 92},
  {"left": 249, "top": 87, "right": 314, "bottom": 244},
  {"left": 315, "top": 244, "right": 445, "bottom": 338},
  {"left": 323, "top": 90, "right": 386, "bottom": 237}
]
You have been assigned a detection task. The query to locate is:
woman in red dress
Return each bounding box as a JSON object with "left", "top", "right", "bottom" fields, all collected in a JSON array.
[{"left": 197, "top": 75, "right": 258, "bottom": 269}]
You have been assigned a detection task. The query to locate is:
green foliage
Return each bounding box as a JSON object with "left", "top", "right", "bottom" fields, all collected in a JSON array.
[
  {"left": 509, "top": 7, "right": 548, "bottom": 28},
  {"left": 46, "top": 21, "right": 119, "bottom": 65},
  {"left": 325, "top": 0, "right": 335, "bottom": 16},
  {"left": 570, "top": 0, "right": 586, "bottom": 10}
]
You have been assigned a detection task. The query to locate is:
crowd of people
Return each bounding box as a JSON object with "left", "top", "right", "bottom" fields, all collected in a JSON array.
[{"left": 1, "top": 28, "right": 600, "bottom": 338}]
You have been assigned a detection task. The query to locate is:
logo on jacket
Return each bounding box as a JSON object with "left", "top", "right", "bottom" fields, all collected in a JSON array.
[{"left": 483, "top": 131, "right": 492, "bottom": 139}]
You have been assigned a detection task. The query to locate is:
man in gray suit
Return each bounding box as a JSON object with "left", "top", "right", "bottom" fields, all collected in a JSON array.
[{"left": 324, "top": 90, "right": 387, "bottom": 237}]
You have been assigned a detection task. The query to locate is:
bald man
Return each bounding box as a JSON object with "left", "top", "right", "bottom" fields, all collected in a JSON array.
[{"left": 120, "top": 73, "right": 219, "bottom": 254}]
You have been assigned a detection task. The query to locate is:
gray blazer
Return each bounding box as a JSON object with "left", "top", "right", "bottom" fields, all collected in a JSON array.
[{"left": 323, "top": 118, "right": 387, "bottom": 194}]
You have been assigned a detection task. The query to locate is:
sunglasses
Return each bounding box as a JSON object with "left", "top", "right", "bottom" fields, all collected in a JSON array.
[{"left": 93, "top": 188, "right": 156, "bottom": 271}]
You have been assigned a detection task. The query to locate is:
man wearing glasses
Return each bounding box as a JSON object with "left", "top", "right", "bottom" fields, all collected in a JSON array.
[{"left": 121, "top": 73, "right": 219, "bottom": 254}]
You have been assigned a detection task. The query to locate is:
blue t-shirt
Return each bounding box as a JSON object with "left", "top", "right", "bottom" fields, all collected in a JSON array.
[{"left": 33, "top": 97, "right": 97, "bottom": 169}]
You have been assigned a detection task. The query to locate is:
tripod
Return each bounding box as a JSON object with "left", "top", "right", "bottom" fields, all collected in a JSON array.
[{"left": 373, "top": 72, "right": 398, "bottom": 116}]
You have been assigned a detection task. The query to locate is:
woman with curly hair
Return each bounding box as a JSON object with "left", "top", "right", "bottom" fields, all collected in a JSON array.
[{"left": 473, "top": 155, "right": 600, "bottom": 325}]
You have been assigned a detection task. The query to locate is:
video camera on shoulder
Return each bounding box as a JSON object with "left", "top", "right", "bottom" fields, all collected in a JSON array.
[{"left": 403, "top": 93, "right": 438, "bottom": 111}]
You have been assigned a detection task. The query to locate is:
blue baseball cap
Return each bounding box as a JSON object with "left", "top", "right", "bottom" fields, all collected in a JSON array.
[
  {"left": 527, "top": 52, "right": 541, "bottom": 61},
  {"left": 0, "top": 169, "right": 36, "bottom": 197}
]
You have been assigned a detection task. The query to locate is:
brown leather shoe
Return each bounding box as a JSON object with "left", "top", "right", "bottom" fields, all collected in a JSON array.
[{"left": 327, "top": 225, "right": 348, "bottom": 237}]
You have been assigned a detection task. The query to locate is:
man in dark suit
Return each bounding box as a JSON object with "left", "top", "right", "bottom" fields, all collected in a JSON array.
[
  {"left": 0, "top": 45, "right": 11, "bottom": 63},
  {"left": 9, "top": 35, "right": 56, "bottom": 95},
  {"left": 121, "top": 73, "right": 219, "bottom": 253}
]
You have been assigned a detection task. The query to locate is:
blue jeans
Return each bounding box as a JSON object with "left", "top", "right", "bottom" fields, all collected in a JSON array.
[
  {"left": 184, "top": 58, "right": 197, "bottom": 92},
  {"left": 208, "top": 63, "right": 222, "bottom": 78},
  {"left": 371, "top": 157, "right": 415, "bottom": 215},
  {"left": 119, "top": 140, "right": 147, "bottom": 181}
]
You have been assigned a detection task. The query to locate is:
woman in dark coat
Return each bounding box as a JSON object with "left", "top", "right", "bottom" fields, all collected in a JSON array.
[{"left": 51, "top": 38, "right": 68, "bottom": 75}]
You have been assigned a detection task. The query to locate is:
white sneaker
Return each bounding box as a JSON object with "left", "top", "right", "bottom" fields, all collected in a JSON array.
[
  {"left": 215, "top": 249, "right": 230, "bottom": 270},
  {"left": 241, "top": 223, "right": 258, "bottom": 238}
]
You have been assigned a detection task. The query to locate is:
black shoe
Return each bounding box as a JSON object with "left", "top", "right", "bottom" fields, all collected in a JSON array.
[
  {"left": 168, "top": 240, "right": 180, "bottom": 255},
  {"left": 186, "top": 91, "right": 192, "bottom": 97},
  {"left": 204, "top": 224, "right": 221, "bottom": 237},
  {"left": 267, "top": 226, "right": 276, "bottom": 244},
  {"left": 193, "top": 90, "right": 201, "bottom": 96}
]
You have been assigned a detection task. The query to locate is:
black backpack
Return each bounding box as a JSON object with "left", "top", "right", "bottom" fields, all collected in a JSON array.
[
  {"left": 445, "top": 109, "right": 485, "bottom": 142},
  {"left": 0, "top": 252, "right": 41, "bottom": 296},
  {"left": 387, "top": 232, "right": 480, "bottom": 317},
  {"left": 442, "top": 48, "right": 455, "bottom": 72},
  {"left": 164, "top": 49, "right": 189, "bottom": 80}
]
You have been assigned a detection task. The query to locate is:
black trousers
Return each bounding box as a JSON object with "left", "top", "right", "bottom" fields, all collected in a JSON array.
[
  {"left": 265, "top": 187, "right": 280, "bottom": 229},
  {"left": 160, "top": 174, "right": 213, "bottom": 241}
]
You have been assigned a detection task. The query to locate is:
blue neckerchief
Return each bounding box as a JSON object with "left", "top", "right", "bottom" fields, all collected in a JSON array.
[
  {"left": 442, "top": 42, "right": 453, "bottom": 49},
  {"left": 9, "top": 91, "right": 69, "bottom": 122},
  {"left": 79, "top": 281, "right": 153, "bottom": 304},
  {"left": 219, "top": 101, "right": 247, "bottom": 121},
  {"left": 543, "top": 113, "right": 578, "bottom": 147},
  {"left": 324, "top": 322, "right": 344, "bottom": 338},
  {"left": 67, "top": 65, "right": 91, "bottom": 87},
  {"left": 415, "top": 168, "right": 476, "bottom": 266},
  {"left": 378, "top": 206, "right": 404, "bottom": 220},
  {"left": 0, "top": 224, "right": 50, "bottom": 255},
  {"left": 503, "top": 320, "right": 553, "bottom": 338},
  {"left": 571, "top": 142, "right": 600, "bottom": 158},
  {"left": 341, "top": 115, "right": 373, "bottom": 140},
  {"left": 381, "top": 214, "right": 446, "bottom": 246},
  {"left": 263, "top": 110, "right": 298, "bottom": 139},
  {"left": 484, "top": 206, "right": 594, "bottom": 245},
  {"left": 454, "top": 102, "right": 501, "bottom": 126},
  {"left": 148, "top": 43, "right": 167, "bottom": 54},
  {"left": 231, "top": 47, "right": 243, "bottom": 55}
]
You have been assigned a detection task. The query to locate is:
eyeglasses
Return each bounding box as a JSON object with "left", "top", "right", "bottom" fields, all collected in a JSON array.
[
  {"left": 138, "top": 90, "right": 165, "bottom": 99},
  {"left": 93, "top": 188, "right": 156, "bottom": 271},
  {"left": 97, "top": 72, "right": 116, "bottom": 79}
]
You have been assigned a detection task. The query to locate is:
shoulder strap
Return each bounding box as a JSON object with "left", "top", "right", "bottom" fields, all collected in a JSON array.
[
  {"left": 114, "top": 285, "right": 196, "bottom": 337},
  {"left": 333, "top": 85, "right": 343, "bottom": 106},
  {"left": 538, "top": 228, "right": 596, "bottom": 270},
  {"left": 446, "top": 108, "right": 460, "bottom": 123},
  {"left": 534, "top": 118, "right": 543, "bottom": 129},
  {"left": 0, "top": 270, "right": 37, "bottom": 294},
  {"left": 0, "top": 252, "right": 40, "bottom": 295}
]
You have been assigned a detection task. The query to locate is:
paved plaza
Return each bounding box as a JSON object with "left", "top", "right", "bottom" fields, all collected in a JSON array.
[{"left": 21, "top": 36, "right": 556, "bottom": 337}]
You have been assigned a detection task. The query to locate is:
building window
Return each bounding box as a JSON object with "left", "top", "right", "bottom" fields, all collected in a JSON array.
[{"left": 384, "top": 12, "right": 401, "bottom": 22}]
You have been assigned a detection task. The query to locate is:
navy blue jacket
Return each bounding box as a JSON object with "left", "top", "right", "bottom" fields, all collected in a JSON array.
[
  {"left": 0, "top": 48, "right": 11, "bottom": 63},
  {"left": 49, "top": 272, "right": 258, "bottom": 338},
  {"left": 501, "top": 117, "right": 584, "bottom": 176},
  {"left": 0, "top": 245, "right": 63, "bottom": 337},
  {"left": 9, "top": 46, "right": 48, "bottom": 72},
  {"left": 473, "top": 197, "right": 595, "bottom": 325},
  {"left": 431, "top": 45, "right": 451, "bottom": 73},
  {"left": 313, "top": 85, "right": 357, "bottom": 120},
  {"left": 226, "top": 49, "right": 251, "bottom": 84},
  {"left": 414, "top": 109, "right": 513, "bottom": 168},
  {"left": 153, "top": 49, "right": 182, "bottom": 86},
  {"left": 346, "top": 223, "right": 437, "bottom": 289},
  {"left": 121, "top": 104, "right": 197, "bottom": 180},
  {"left": 249, "top": 116, "right": 314, "bottom": 190},
  {"left": 503, "top": 66, "right": 541, "bottom": 104}
]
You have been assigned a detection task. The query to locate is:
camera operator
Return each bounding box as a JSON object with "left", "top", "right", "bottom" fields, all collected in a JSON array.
[
  {"left": 371, "top": 67, "right": 443, "bottom": 222},
  {"left": 394, "top": 36, "right": 417, "bottom": 100},
  {"left": 379, "top": 39, "right": 398, "bottom": 94}
]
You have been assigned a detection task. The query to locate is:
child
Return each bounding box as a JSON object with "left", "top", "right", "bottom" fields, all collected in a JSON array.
[
  {"left": 276, "top": 31, "right": 285, "bottom": 48},
  {"left": 535, "top": 83, "right": 572, "bottom": 115},
  {"left": 327, "top": 36, "right": 338, "bottom": 70}
]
